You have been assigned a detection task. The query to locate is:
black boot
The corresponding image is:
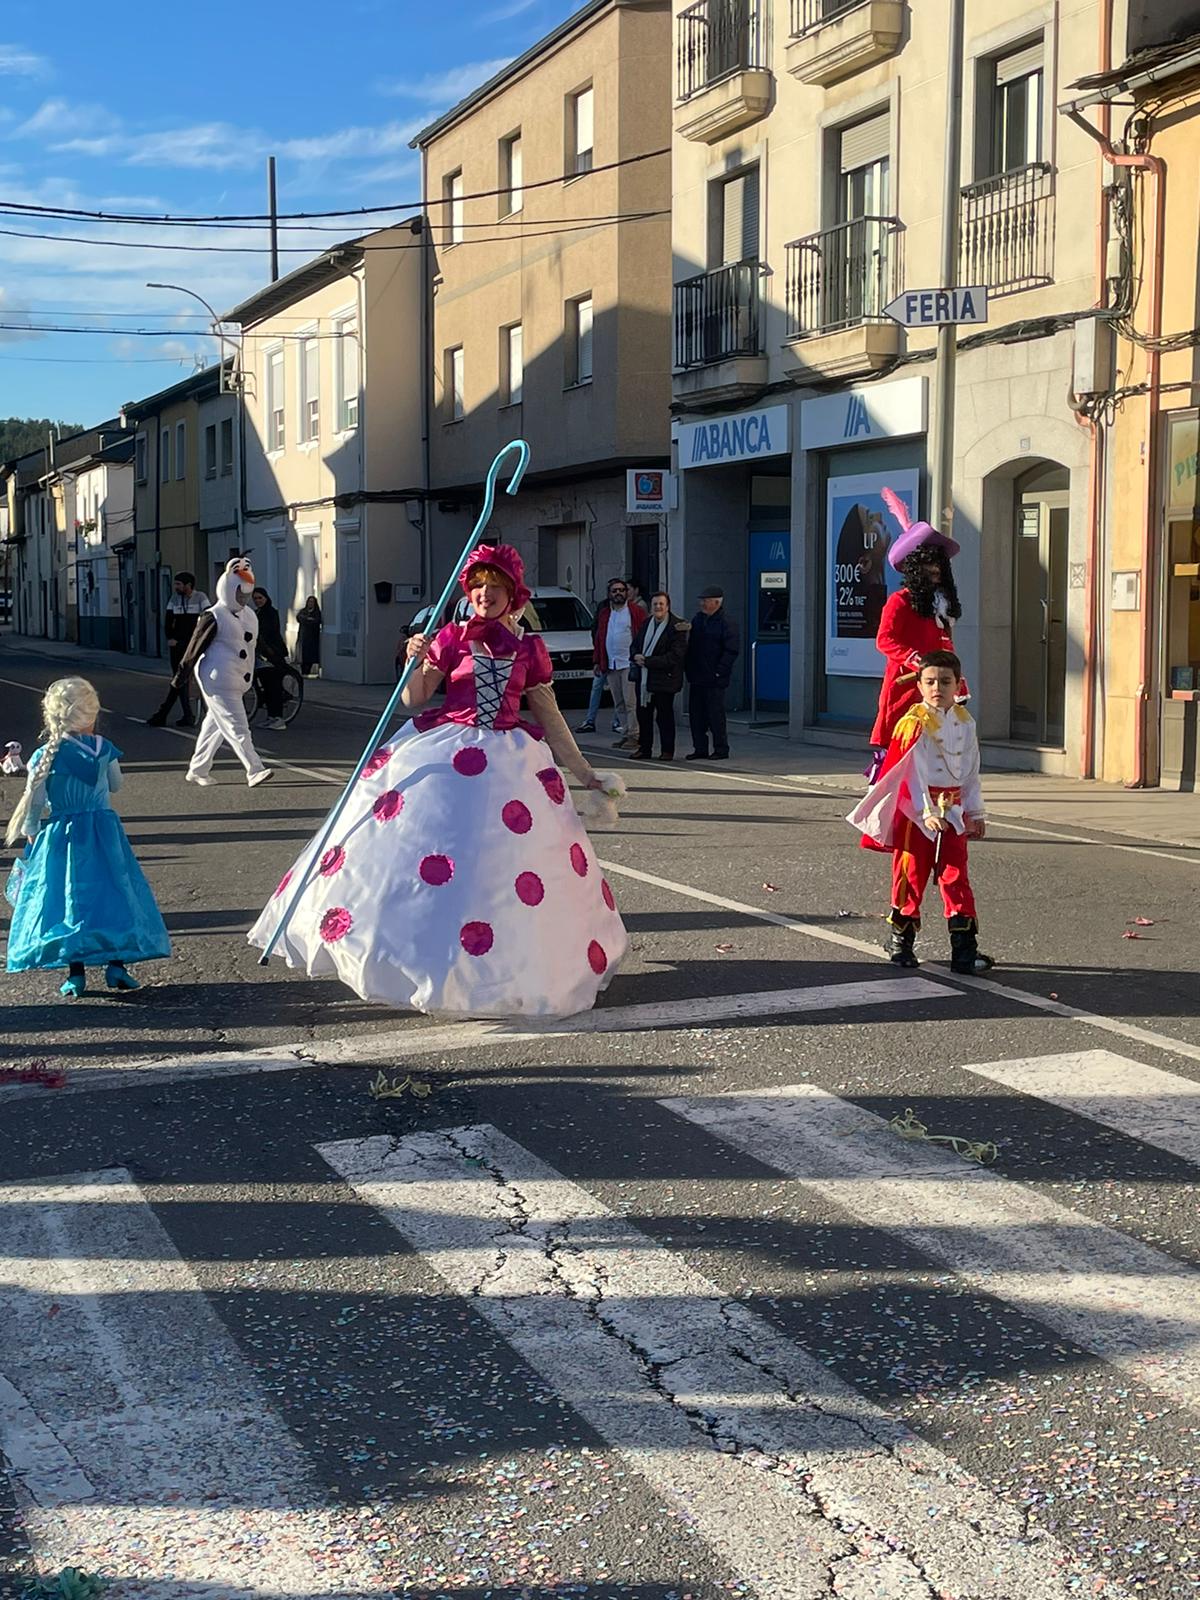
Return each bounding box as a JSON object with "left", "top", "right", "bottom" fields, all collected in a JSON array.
[
  {"left": 948, "top": 915, "right": 995, "bottom": 974},
  {"left": 885, "top": 909, "right": 920, "bottom": 968}
]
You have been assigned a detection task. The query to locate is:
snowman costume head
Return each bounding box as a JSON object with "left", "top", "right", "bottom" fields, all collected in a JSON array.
[{"left": 197, "top": 555, "right": 259, "bottom": 696}]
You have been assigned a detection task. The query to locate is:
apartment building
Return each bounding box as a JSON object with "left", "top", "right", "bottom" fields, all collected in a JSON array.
[
  {"left": 668, "top": 0, "right": 1127, "bottom": 771},
  {"left": 225, "top": 226, "right": 423, "bottom": 683},
  {"left": 69, "top": 434, "right": 135, "bottom": 651},
  {"left": 123, "top": 367, "right": 225, "bottom": 657},
  {"left": 413, "top": 0, "right": 672, "bottom": 611}
]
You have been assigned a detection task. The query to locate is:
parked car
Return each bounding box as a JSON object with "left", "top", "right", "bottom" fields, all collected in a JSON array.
[{"left": 396, "top": 587, "right": 596, "bottom": 702}]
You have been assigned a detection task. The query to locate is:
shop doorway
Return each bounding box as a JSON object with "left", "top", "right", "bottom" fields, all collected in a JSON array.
[
  {"left": 1010, "top": 464, "right": 1068, "bottom": 745},
  {"left": 747, "top": 474, "right": 790, "bottom": 715}
]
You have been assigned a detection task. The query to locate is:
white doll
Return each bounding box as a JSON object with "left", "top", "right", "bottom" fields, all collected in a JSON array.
[{"left": 2, "top": 742, "right": 24, "bottom": 775}]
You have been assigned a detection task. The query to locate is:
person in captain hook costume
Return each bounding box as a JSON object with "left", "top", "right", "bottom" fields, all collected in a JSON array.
[
  {"left": 248, "top": 541, "right": 628, "bottom": 1018},
  {"left": 867, "top": 488, "right": 968, "bottom": 775}
]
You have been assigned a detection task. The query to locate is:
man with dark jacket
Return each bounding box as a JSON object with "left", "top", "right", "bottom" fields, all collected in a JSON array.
[
  {"left": 146, "top": 571, "right": 210, "bottom": 728},
  {"left": 630, "top": 591, "right": 689, "bottom": 760},
  {"left": 685, "top": 585, "right": 740, "bottom": 761}
]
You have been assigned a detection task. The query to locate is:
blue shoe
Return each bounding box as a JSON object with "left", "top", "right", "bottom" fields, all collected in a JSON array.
[
  {"left": 60, "top": 971, "right": 86, "bottom": 999},
  {"left": 105, "top": 963, "right": 140, "bottom": 992}
]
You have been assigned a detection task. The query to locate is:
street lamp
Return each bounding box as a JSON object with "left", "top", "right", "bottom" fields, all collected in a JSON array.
[{"left": 145, "top": 281, "right": 234, "bottom": 391}]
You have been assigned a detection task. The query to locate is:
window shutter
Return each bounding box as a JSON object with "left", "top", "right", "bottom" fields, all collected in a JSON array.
[
  {"left": 995, "top": 39, "right": 1043, "bottom": 85},
  {"left": 839, "top": 111, "right": 890, "bottom": 173},
  {"left": 722, "top": 166, "right": 759, "bottom": 264}
]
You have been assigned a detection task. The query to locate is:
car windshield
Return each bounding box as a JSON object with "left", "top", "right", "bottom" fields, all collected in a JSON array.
[{"left": 529, "top": 595, "right": 593, "bottom": 632}]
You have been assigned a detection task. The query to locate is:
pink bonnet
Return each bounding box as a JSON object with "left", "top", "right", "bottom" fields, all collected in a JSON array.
[{"left": 459, "top": 542, "right": 532, "bottom": 614}]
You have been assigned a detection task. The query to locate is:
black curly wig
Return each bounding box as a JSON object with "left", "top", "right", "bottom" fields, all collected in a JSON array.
[{"left": 898, "top": 544, "right": 961, "bottom": 621}]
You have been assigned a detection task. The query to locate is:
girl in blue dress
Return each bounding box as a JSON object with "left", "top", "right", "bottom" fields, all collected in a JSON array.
[{"left": 4, "top": 677, "right": 170, "bottom": 997}]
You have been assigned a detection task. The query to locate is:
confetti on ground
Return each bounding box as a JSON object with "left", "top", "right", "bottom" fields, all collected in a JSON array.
[
  {"left": 0, "top": 1059, "right": 65, "bottom": 1088},
  {"left": 368, "top": 1070, "right": 433, "bottom": 1100},
  {"left": 714, "top": 943, "right": 735, "bottom": 954},
  {"left": 761, "top": 882, "right": 781, "bottom": 893}
]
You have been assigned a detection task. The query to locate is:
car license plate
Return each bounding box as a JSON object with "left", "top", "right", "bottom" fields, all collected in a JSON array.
[{"left": 556, "top": 668, "right": 592, "bottom": 680}]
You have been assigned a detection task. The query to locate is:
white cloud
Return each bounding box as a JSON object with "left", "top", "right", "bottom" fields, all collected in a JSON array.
[
  {"left": 0, "top": 44, "right": 50, "bottom": 78},
  {"left": 51, "top": 116, "right": 425, "bottom": 172},
  {"left": 15, "top": 98, "right": 117, "bottom": 139},
  {"left": 0, "top": 287, "right": 44, "bottom": 344},
  {"left": 375, "top": 59, "right": 512, "bottom": 105},
  {"left": 482, "top": 0, "right": 537, "bottom": 21}
]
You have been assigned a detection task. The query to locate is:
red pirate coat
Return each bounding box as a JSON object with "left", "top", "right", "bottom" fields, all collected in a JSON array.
[{"left": 868, "top": 590, "right": 964, "bottom": 746}]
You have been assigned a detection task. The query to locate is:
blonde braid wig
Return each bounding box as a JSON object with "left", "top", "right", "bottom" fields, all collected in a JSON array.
[{"left": 5, "top": 677, "right": 101, "bottom": 846}]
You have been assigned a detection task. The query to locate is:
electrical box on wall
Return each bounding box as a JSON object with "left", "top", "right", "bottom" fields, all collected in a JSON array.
[
  {"left": 1112, "top": 570, "right": 1141, "bottom": 611},
  {"left": 1073, "top": 316, "right": 1114, "bottom": 397}
]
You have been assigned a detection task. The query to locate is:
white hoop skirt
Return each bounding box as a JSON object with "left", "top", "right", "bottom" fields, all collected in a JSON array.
[{"left": 248, "top": 720, "right": 628, "bottom": 1018}]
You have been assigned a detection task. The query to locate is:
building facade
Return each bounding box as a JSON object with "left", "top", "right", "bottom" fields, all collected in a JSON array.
[
  {"left": 413, "top": 0, "right": 672, "bottom": 612},
  {"left": 69, "top": 436, "right": 135, "bottom": 651},
  {"left": 198, "top": 385, "right": 241, "bottom": 593},
  {"left": 668, "top": 0, "right": 1125, "bottom": 770},
  {"left": 225, "top": 227, "right": 423, "bottom": 684}
]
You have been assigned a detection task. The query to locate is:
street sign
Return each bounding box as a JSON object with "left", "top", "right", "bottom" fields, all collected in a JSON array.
[{"left": 883, "top": 286, "right": 989, "bottom": 328}]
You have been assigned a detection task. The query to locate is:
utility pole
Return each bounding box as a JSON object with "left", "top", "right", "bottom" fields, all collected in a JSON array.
[
  {"left": 267, "top": 157, "right": 280, "bottom": 283},
  {"left": 930, "top": 0, "right": 966, "bottom": 530}
]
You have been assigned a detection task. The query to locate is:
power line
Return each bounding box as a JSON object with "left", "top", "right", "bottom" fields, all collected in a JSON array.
[
  {"left": 0, "top": 353, "right": 198, "bottom": 364},
  {"left": 0, "top": 146, "right": 670, "bottom": 228}
]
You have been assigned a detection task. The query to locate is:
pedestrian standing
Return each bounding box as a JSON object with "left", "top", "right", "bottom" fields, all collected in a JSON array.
[
  {"left": 176, "top": 556, "right": 273, "bottom": 789},
  {"left": 630, "top": 592, "right": 689, "bottom": 761},
  {"left": 146, "top": 572, "right": 210, "bottom": 728},
  {"left": 848, "top": 649, "right": 994, "bottom": 974},
  {"left": 684, "top": 586, "right": 740, "bottom": 761},
  {"left": 591, "top": 579, "right": 647, "bottom": 750},
  {"left": 251, "top": 587, "right": 289, "bottom": 731},
  {"left": 4, "top": 676, "right": 170, "bottom": 997},
  {"left": 296, "top": 596, "right": 322, "bottom": 676}
]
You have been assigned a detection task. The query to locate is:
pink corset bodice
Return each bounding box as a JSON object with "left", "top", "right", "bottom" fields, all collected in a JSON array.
[{"left": 414, "top": 620, "right": 553, "bottom": 732}]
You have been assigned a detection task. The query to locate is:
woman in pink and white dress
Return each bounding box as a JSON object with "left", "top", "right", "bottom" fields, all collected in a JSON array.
[{"left": 249, "top": 543, "right": 627, "bottom": 1018}]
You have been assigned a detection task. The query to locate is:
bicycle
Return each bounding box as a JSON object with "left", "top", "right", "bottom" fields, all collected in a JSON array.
[{"left": 243, "top": 661, "right": 304, "bottom": 726}]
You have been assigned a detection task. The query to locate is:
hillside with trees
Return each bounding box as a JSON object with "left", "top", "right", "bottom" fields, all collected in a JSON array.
[{"left": 0, "top": 418, "right": 86, "bottom": 462}]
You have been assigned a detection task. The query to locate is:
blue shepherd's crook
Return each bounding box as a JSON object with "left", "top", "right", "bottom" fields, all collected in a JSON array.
[{"left": 260, "top": 438, "right": 532, "bottom": 964}]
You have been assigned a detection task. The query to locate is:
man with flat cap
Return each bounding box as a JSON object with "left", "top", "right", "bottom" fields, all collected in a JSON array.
[{"left": 684, "top": 585, "right": 740, "bottom": 761}]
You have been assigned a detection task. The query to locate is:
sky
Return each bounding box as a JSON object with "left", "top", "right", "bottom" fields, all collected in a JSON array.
[{"left": 0, "top": 0, "right": 578, "bottom": 427}]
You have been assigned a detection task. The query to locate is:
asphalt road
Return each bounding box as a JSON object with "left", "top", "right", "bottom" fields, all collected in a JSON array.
[{"left": 1, "top": 640, "right": 1198, "bottom": 1600}]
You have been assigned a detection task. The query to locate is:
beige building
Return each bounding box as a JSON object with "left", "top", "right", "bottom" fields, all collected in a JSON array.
[
  {"left": 668, "top": 0, "right": 1148, "bottom": 770},
  {"left": 225, "top": 227, "right": 424, "bottom": 683},
  {"left": 413, "top": 0, "right": 673, "bottom": 610}
]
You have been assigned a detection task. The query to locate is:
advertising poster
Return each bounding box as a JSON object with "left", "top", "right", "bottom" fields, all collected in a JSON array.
[{"left": 825, "top": 469, "right": 919, "bottom": 677}]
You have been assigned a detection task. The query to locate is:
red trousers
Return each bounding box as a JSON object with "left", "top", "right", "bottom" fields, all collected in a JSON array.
[{"left": 891, "top": 815, "right": 977, "bottom": 921}]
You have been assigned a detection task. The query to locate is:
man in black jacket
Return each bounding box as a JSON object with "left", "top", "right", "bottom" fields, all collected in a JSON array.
[{"left": 684, "top": 585, "right": 740, "bottom": 761}]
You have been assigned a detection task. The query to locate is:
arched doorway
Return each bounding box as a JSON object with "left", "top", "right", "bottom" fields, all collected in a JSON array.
[{"left": 1010, "top": 462, "right": 1069, "bottom": 745}]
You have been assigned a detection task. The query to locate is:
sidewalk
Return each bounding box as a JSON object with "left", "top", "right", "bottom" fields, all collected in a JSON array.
[{"left": 4, "top": 630, "right": 1198, "bottom": 850}]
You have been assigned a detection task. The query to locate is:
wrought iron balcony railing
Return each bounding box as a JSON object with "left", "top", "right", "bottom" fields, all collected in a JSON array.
[
  {"left": 960, "top": 162, "right": 1054, "bottom": 295},
  {"left": 674, "top": 260, "right": 762, "bottom": 368},
  {"left": 790, "top": 0, "right": 869, "bottom": 38},
  {"left": 785, "top": 215, "right": 903, "bottom": 338},
  {"left": 677, "top": 0, "right": 768, "bottom": 102}
]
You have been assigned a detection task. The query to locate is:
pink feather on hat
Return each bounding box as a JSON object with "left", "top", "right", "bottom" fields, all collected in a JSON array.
[
  {"left": 880, "top": 486, "right": 961, "bottom": 571},
  {"left": 880, "top": 485, "right": 913, "bottom": 534}
]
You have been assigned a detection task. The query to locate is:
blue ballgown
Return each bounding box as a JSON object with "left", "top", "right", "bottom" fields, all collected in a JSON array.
[{"left": 5, "top": 734, "right": 170, "bottom": 972}]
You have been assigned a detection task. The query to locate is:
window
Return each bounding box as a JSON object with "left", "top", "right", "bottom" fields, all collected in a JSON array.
[
  {"left": 568, "top": 86, "right": 593, "bottom": 177},
  {"left": 334, "top": 314, "right": 359, "bottom": 430},
  {"left": 500, "top": 133, "right": 523, "bottom": 216},
  {"left": 300, "top": 335, "right": 320, "bottom": 442},
  {"left": 444, "top": 169, "right": 464, "bottom": 245},
  {"left": 135, "top": 433, "right": 147, "bottom": 483},
  {"left": 566, "top": 295, "right": 593, "bottom": 386},
  {"left": 204, "top": 423, "right": 217, "bottom": 479},
  {"left": 175, "top": 420, "right": 186, "bottom": 480},
  {"left": 266, "top": 347, "right": 285, "bottom": 451},
  {"left": 447, "top": 345, "right": 465, "bottom": 421},
  {"left": 712, "top": 164, "right": 760, "bottom": 267},
  {"left": 837, "top": 114, "right": 890, "bottom": 221},
  {"left": 990, "top": 40, "right": 1044, "bottom": 174},
  {"left": 220, "top": 417, "right": 234, "bottom": 475},
  {"left": 159, "top": 427, "right": 170, "bottom": 483},
  {"left": 501, "top": 322, "right": 523, "bottom": 405}
]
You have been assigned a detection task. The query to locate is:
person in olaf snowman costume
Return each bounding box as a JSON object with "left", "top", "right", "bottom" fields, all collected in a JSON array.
[{"left": 175, "top": 555, "right": 273, "bottom": 789}]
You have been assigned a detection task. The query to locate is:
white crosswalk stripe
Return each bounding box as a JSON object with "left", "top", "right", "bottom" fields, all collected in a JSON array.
[
  {"left": 960, "top": 1047, "right": 1200, "bottom": 1165},
  {"left": 318, "top": 1125, "right": 1129, "bottom": 1600},
  {"left": 0, "top": 1168, "right": 388, "bottom": 1598},
  {"left": 659, "top": 1083, "right": 1200, "bottom": 1412}
]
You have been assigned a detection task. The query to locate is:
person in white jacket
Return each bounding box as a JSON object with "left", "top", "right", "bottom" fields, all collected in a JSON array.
[{"left": 176, "top": 556, "right": 273, "bottom": 789}]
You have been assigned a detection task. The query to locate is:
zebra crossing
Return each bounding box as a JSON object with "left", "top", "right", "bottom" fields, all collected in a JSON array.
[{"left": 2, "top": 1039, "right": 1197, "bottom": 1598}]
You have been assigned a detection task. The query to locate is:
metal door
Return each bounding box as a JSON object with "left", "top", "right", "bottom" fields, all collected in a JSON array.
[{"left": 1010, "top": 488, "right": 1068, "bottom": 744}]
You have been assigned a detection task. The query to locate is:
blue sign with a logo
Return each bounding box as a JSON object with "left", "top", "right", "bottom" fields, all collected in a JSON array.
[{"left": 677, "top": 405, "right": 790, "bottom": 470}]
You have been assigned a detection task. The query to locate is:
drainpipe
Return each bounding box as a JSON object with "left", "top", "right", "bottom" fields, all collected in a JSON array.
[{"left": 1063, "top": 109, "right": 1166, "bottom": 789}]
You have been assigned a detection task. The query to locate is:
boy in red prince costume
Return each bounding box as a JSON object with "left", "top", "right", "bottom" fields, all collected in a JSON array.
[{"left": 849, "top": 649, "right": 995, "bottom": 975}]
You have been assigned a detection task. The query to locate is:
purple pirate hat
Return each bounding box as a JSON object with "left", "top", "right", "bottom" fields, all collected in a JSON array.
[{"left": 881, "top": 486, "right": 960, "bottom": 571}]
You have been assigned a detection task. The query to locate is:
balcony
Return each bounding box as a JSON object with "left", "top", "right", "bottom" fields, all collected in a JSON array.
[
  {"left": 674, "top": 260, "right": 768, "bottom": 402},
  {"left": 960, "top": 162, "right": 1054, "bottom": 297},
  {"left": 675, "top": 0, "right": 772, "bottom": 145},
  {"left": 786, "top": 0, "right": 904, "bottom": 86},
  {"left": 784, "top": 216, "right": 904, "bottom": 378}
]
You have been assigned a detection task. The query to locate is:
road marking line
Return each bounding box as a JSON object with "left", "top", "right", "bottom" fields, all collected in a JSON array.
[
  {"left": 320, "top": 1125, "right": 1115, "bottom": 1600},
  {"left": 0, "top": 1167, "right": 388, "bottom": 1594},
  {"left": 961, "top": 1047, "right": 1200, "bottom": 1165},
  {"left": 600, "top": 858, "right": 1200, "bottom": 1065},
  {"left": 0, "top": 978, "right": 953, "bottom": 1100},
  {"left": 660, "top": 1083, "right": 1200, "bottom": 1411}
]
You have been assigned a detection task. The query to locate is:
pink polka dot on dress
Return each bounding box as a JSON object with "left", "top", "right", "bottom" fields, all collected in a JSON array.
[
  {"left": 602, "top": 879, "right": 616, "bottom": 911},
  {"left": 536, "top": 767, "right": 566, "bottom": 806},
  {"left": 362, "top": 747, "right": 392, "bottom": 777},
  {"left": 273, "top": 869, "right": 293, "bottom": 899},
  {"left": 373, "top": 790, "right": 404, "bottom": 822},
  {"left": 453, "top": 747, "right": 488, "bottom": 777},
  {"left": 319, "top": 846, "right": 345, "bottom": 877},
  {"left": 460, "top": 920, "right": 494, "bottom": 956},
  {"left": 320, "top": 907, "right": 353, "bottom": 943},
  {"left": 570, "top": 843, "right": 589, "bottom": 878},
  {"left": 587, "top": 940, "right": 608, "bottom": 975},
  {"left": 502, "top": 800, "right": 532, "bottom": 834},
  {"left": 515, "top": 871, "right": 544, "bottom": 906},
  {"left": 420, "top": 854, "right": 454, "bottom": 887}
]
